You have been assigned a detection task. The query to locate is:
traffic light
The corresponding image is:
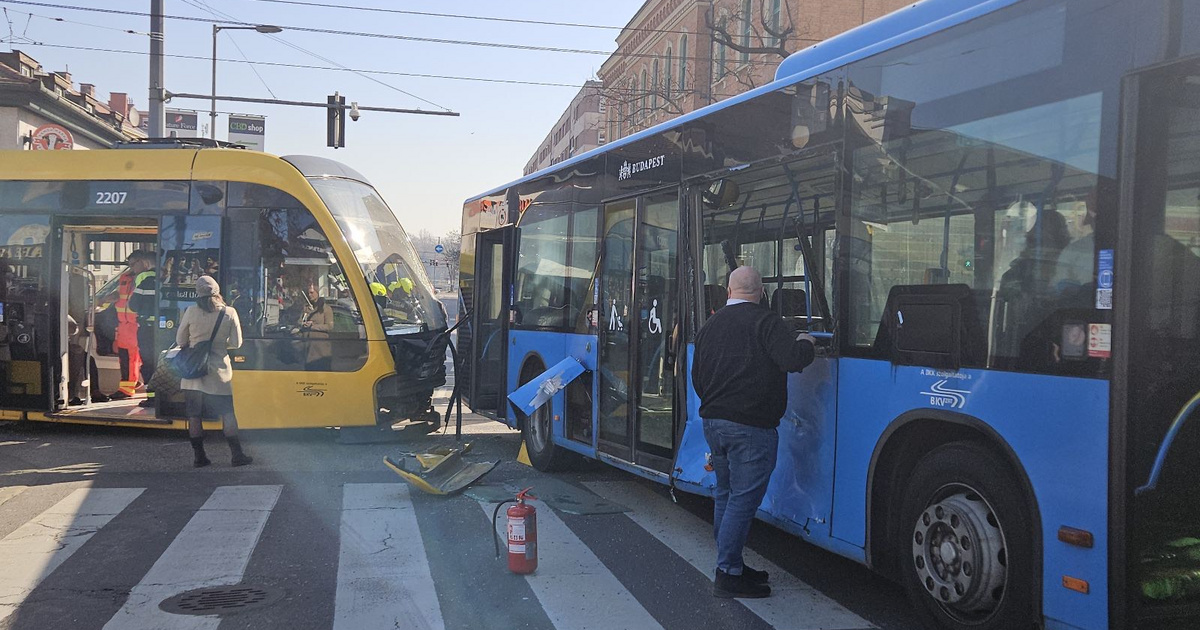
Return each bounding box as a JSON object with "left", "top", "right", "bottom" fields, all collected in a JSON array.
[{"left": 327, "top": 92, "right": 346, "bottom": 148}]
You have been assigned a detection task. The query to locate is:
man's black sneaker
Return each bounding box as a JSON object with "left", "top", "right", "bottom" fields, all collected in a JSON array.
[
  {"left": 714, "top": 569, "right": 771, "bottom": 599},
  {"left": 742, "top": 565, "right": 769, "bottom": 584}
]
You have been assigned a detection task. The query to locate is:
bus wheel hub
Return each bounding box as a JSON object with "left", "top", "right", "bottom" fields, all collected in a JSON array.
[{"left": 912, "top": 490, "right": 1006, "bottom": 614}]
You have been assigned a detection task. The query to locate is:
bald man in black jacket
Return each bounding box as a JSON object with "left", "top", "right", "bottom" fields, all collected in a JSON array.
[{"left": 692, "top": 266, "right": 815, "bottom": 598}]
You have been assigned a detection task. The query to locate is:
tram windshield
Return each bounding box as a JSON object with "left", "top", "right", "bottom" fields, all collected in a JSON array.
[{"left": 309, "top": 178, "right": 446, "bottom": 332}]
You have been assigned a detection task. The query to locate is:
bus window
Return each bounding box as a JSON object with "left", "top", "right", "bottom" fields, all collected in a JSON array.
[
  {"left": 845, "top": 83, "right": 1107, "bottom": 374},
  {"left": 511, "top": 201, "right": 599, "bottom": 332},
  {"left": 699, "top": 152, "right": 837, "bottom": 331}
]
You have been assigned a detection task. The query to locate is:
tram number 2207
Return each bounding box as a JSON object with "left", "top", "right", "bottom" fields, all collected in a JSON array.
[{"left": 95, "top": 191, "right": 128, "bottom": 205}]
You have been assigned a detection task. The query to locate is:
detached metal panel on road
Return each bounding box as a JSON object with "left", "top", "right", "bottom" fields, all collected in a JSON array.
[
  {"left": 102, "top": 485, "right": 282, "bottom": 630},
  {"left": 0, "top": 487, "right": 144, "bottom": 623}
]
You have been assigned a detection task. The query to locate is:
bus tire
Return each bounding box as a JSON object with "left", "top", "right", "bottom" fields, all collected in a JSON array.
[
  {"left": 521, "top": 398, "right": 571, "bottom": 472},
  {"left": 897, "top": 441, "right": 1035, "bottom": 630}
]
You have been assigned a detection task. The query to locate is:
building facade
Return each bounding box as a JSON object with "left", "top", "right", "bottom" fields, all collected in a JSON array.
[
  {"left": 523, "top": 80, "right": 605, "bottom": 176},
  {"left": 598, "top": 0, "right": 911, "bottom": 142},
  {"left": 0, "top": 50, "right": 146, "bottom": 151}
]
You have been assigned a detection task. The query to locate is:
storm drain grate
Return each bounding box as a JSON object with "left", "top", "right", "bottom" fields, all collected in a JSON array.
[{"left": 159, "top": 585, "right": 282, "bottom": 616}]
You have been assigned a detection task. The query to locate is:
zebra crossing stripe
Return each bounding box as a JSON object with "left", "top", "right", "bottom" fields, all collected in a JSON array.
[
  {"left": 333, "top": 483, "right": 444, "bottom": 630},
  {"left": 0, "top": 487, "right": 144, "bottom": 623},
  {"left": 585, "top": 481, "right": 874, "bottom": 630},
  {"left": 103, "top": 485, "right": 281, "bottom": 630},
  {"left": 479, "top": 499, "right": 664, "bottom": 630}
]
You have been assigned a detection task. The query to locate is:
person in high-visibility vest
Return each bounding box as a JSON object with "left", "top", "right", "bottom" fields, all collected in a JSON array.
[
  {"left": 388, "top": 277, "right": 416, "bottom": 321},
  {"left": 129, "top": 256, "right": 157, "bottom": 407},
  {"left": 111, "top": 251, "right": 154, "bottom": 399}
]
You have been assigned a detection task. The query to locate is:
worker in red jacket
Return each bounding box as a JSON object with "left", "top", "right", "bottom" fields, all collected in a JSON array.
[{"left": 111, "top": 251, "right": 154, "bottom": 399}]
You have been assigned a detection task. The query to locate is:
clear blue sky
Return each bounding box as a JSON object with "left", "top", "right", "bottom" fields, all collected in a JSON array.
[{"left": 1, "top": 0, "right": 646, "bottom": 236}]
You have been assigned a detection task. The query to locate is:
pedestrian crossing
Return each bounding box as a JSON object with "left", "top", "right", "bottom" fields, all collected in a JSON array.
[{"left": 0, "top": 481, "right": 874, "bottom": 630}]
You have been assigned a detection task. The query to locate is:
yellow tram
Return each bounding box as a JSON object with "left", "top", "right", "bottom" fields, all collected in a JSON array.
[{"left": 0, "top": 140, "right": 448, "bottom": 431}]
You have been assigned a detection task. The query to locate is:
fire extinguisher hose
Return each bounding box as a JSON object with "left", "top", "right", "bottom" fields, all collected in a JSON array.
[{"left": 492, "top": 500, "right": 517, "bottom": 559}]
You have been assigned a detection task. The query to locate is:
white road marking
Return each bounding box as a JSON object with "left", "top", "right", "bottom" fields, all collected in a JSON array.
[
  {"left": 586, "top": 481, "right": 874, "bottom": 630},
  {"left": 333, "top": 483, "right": 444, "bottom": 630},
  {"left": 0, "top": 487, "right": 144, "bottom": 623},
  {"left": 479, "top": 499, "right": 663, "bottom": 630},
  {"left": 103, "top": 485, "right": 281, "bottom": 630}
]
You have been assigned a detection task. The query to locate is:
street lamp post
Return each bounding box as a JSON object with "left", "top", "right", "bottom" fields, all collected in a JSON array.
[{"left": 211, "top": 24, "right": 282, "bottom": 140}]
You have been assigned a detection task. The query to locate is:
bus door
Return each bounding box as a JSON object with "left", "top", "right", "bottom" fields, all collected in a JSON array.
[
  {"left": 469, "top": 225, "right": 516, "bottom": 418},
  {"left": 0, "top": 216, "right": 53, "bottom": 411},
  {"left": 1116, "top": 56, "right": 1200, "bottom": 629},
  {"left": 597, "top": 191, "right": 680, "bottom": 472}
]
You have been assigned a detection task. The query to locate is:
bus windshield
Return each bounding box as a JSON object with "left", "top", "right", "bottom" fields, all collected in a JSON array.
[{"left": 309, "top": 177, "right": 446, "bottom": 332}]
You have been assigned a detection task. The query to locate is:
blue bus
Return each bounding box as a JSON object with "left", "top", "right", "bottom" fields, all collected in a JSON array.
[{"left": 458, "top": 1, "right": 1200, "bottom": 628}]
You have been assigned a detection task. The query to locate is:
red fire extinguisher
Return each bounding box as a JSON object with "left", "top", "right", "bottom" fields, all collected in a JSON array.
[{"left": 492, "top": 487, "right": 538, "bottom": 574}]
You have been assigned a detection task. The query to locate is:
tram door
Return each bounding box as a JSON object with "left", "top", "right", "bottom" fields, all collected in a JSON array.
[
  {"left": 468, "top": 226, "right": 515, "bottom": 418},
  {"left": 598, "top": 191, "right": 679, "bottom": 472},
  {"left": 0, "top": 216, "right": 53, "bottom": 410}
]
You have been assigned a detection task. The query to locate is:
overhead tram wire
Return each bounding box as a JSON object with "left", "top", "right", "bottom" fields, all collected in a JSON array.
[
  {"left": 251, "top": 0, "right": 828, "bottom": 46},
  {"left": 250, "top": 0, "right": 685, "bottom": 37},
  {"left": 0, "top": 0, "right": 780, "bottom": 67},
  {"left": 183, "top": 0, "right": 450, "bottom": 112},
  {"left": 179, "top": 0, "right": 278, "bottom": 99},
  {"left": 17, "top": 42, "right": 588, "bottom": 89},
  {"left": 11, "top": 41, "right": 756, "bottom": 99}
]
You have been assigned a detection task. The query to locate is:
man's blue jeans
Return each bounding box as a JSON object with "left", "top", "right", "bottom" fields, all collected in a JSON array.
[{"left": 702, "top": 417, "right": 778, "bottom": 576}]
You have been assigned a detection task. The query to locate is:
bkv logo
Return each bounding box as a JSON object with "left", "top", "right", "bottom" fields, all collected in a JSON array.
[
  {"left": 299, "top": 384, "right": 326, "bottom": 397},
  {"left": 920, "top": 379, "right": 969, "bottom": 408},
  {"left": 618, "top": 161, "right": 632, "bottom": 181}
]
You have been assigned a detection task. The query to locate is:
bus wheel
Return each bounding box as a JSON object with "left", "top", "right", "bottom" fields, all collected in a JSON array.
[
  {"left": 521, "top": 399, "right": 572, "bottom": 472},
  {"left": 898, "top": 441, "right": 1035, "bottom": 630}
]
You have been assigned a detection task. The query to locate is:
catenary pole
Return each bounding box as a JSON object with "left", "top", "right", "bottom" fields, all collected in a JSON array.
[{"left": 148, "top": 0, "right": 165, "bottom": 136}]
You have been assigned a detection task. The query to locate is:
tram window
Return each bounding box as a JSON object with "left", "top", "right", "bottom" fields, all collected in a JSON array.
[{"left": 225, "top": 206, "right": 365, "bottom": 345}]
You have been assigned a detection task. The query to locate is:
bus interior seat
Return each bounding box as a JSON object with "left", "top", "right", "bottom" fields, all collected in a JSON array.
[
  {"left": 771, "top": 288, "right": 808, "bottom": 318},
  {"left": 703, "top": 284, "right": 727, "bottom": 315},
  {"left": 872, "top": 283, "right": 986, "bottom": 369}
]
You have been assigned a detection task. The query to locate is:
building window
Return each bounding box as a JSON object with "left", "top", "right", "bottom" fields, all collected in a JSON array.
[
  {"left": 598, "top": 96, "right": 607, "bottom": 114},
  {"left": 769, "top": 0, "right": 782, "bottom": 46},
  {"left": 713, "top": 14, "right": 728, "bottom": 81},
  {"left": 598, "top": 128, "right": 606, "bottom": 145},
  {"left": 679, "top": 34, "right": 688, "bottom": 91},
  {"left": 630, "top": 76, "right": 639, "bottom": 122},
  {"left": 664, "top": 49, "right": 674, "bottom": 102},
  {"left": 741, "top": 0, "right": 752, "bottom": 64},
  {"left": 641, "top": 68, "right": 649, "bottom": 115},
  {"left": 652, "top": 58, "right": 660, "bottom": 110}
]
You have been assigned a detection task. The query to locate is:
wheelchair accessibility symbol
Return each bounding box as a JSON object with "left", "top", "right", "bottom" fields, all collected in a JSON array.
[{"left": 647, "top": 299, "right": 662, "bottom": 334}]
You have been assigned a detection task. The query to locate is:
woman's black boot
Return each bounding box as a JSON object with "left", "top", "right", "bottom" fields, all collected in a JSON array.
[
  {"left": 190, "top": 437, "right": 211, "bottom": 468},
  {"left": 228, "top": 437, "right": 253, "bottom": 467}
]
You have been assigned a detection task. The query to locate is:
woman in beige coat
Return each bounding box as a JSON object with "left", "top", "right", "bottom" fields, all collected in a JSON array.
[{"left": 179, "top": 275, "right": 251, "bottom": 467}]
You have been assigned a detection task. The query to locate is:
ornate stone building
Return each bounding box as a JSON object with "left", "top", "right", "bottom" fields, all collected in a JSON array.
[{"left": 598, "top": 0, "right": 911, "bottom": 142}]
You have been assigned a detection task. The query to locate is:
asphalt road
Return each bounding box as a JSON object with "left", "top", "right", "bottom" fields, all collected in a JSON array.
[{"left": 0, "top": 389, "right": 923, "bottom": 630}]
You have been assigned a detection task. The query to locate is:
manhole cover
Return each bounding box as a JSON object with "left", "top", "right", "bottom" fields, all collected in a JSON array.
[{"left": 159, "top": 585, "right": 282, "bottom": 616}]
